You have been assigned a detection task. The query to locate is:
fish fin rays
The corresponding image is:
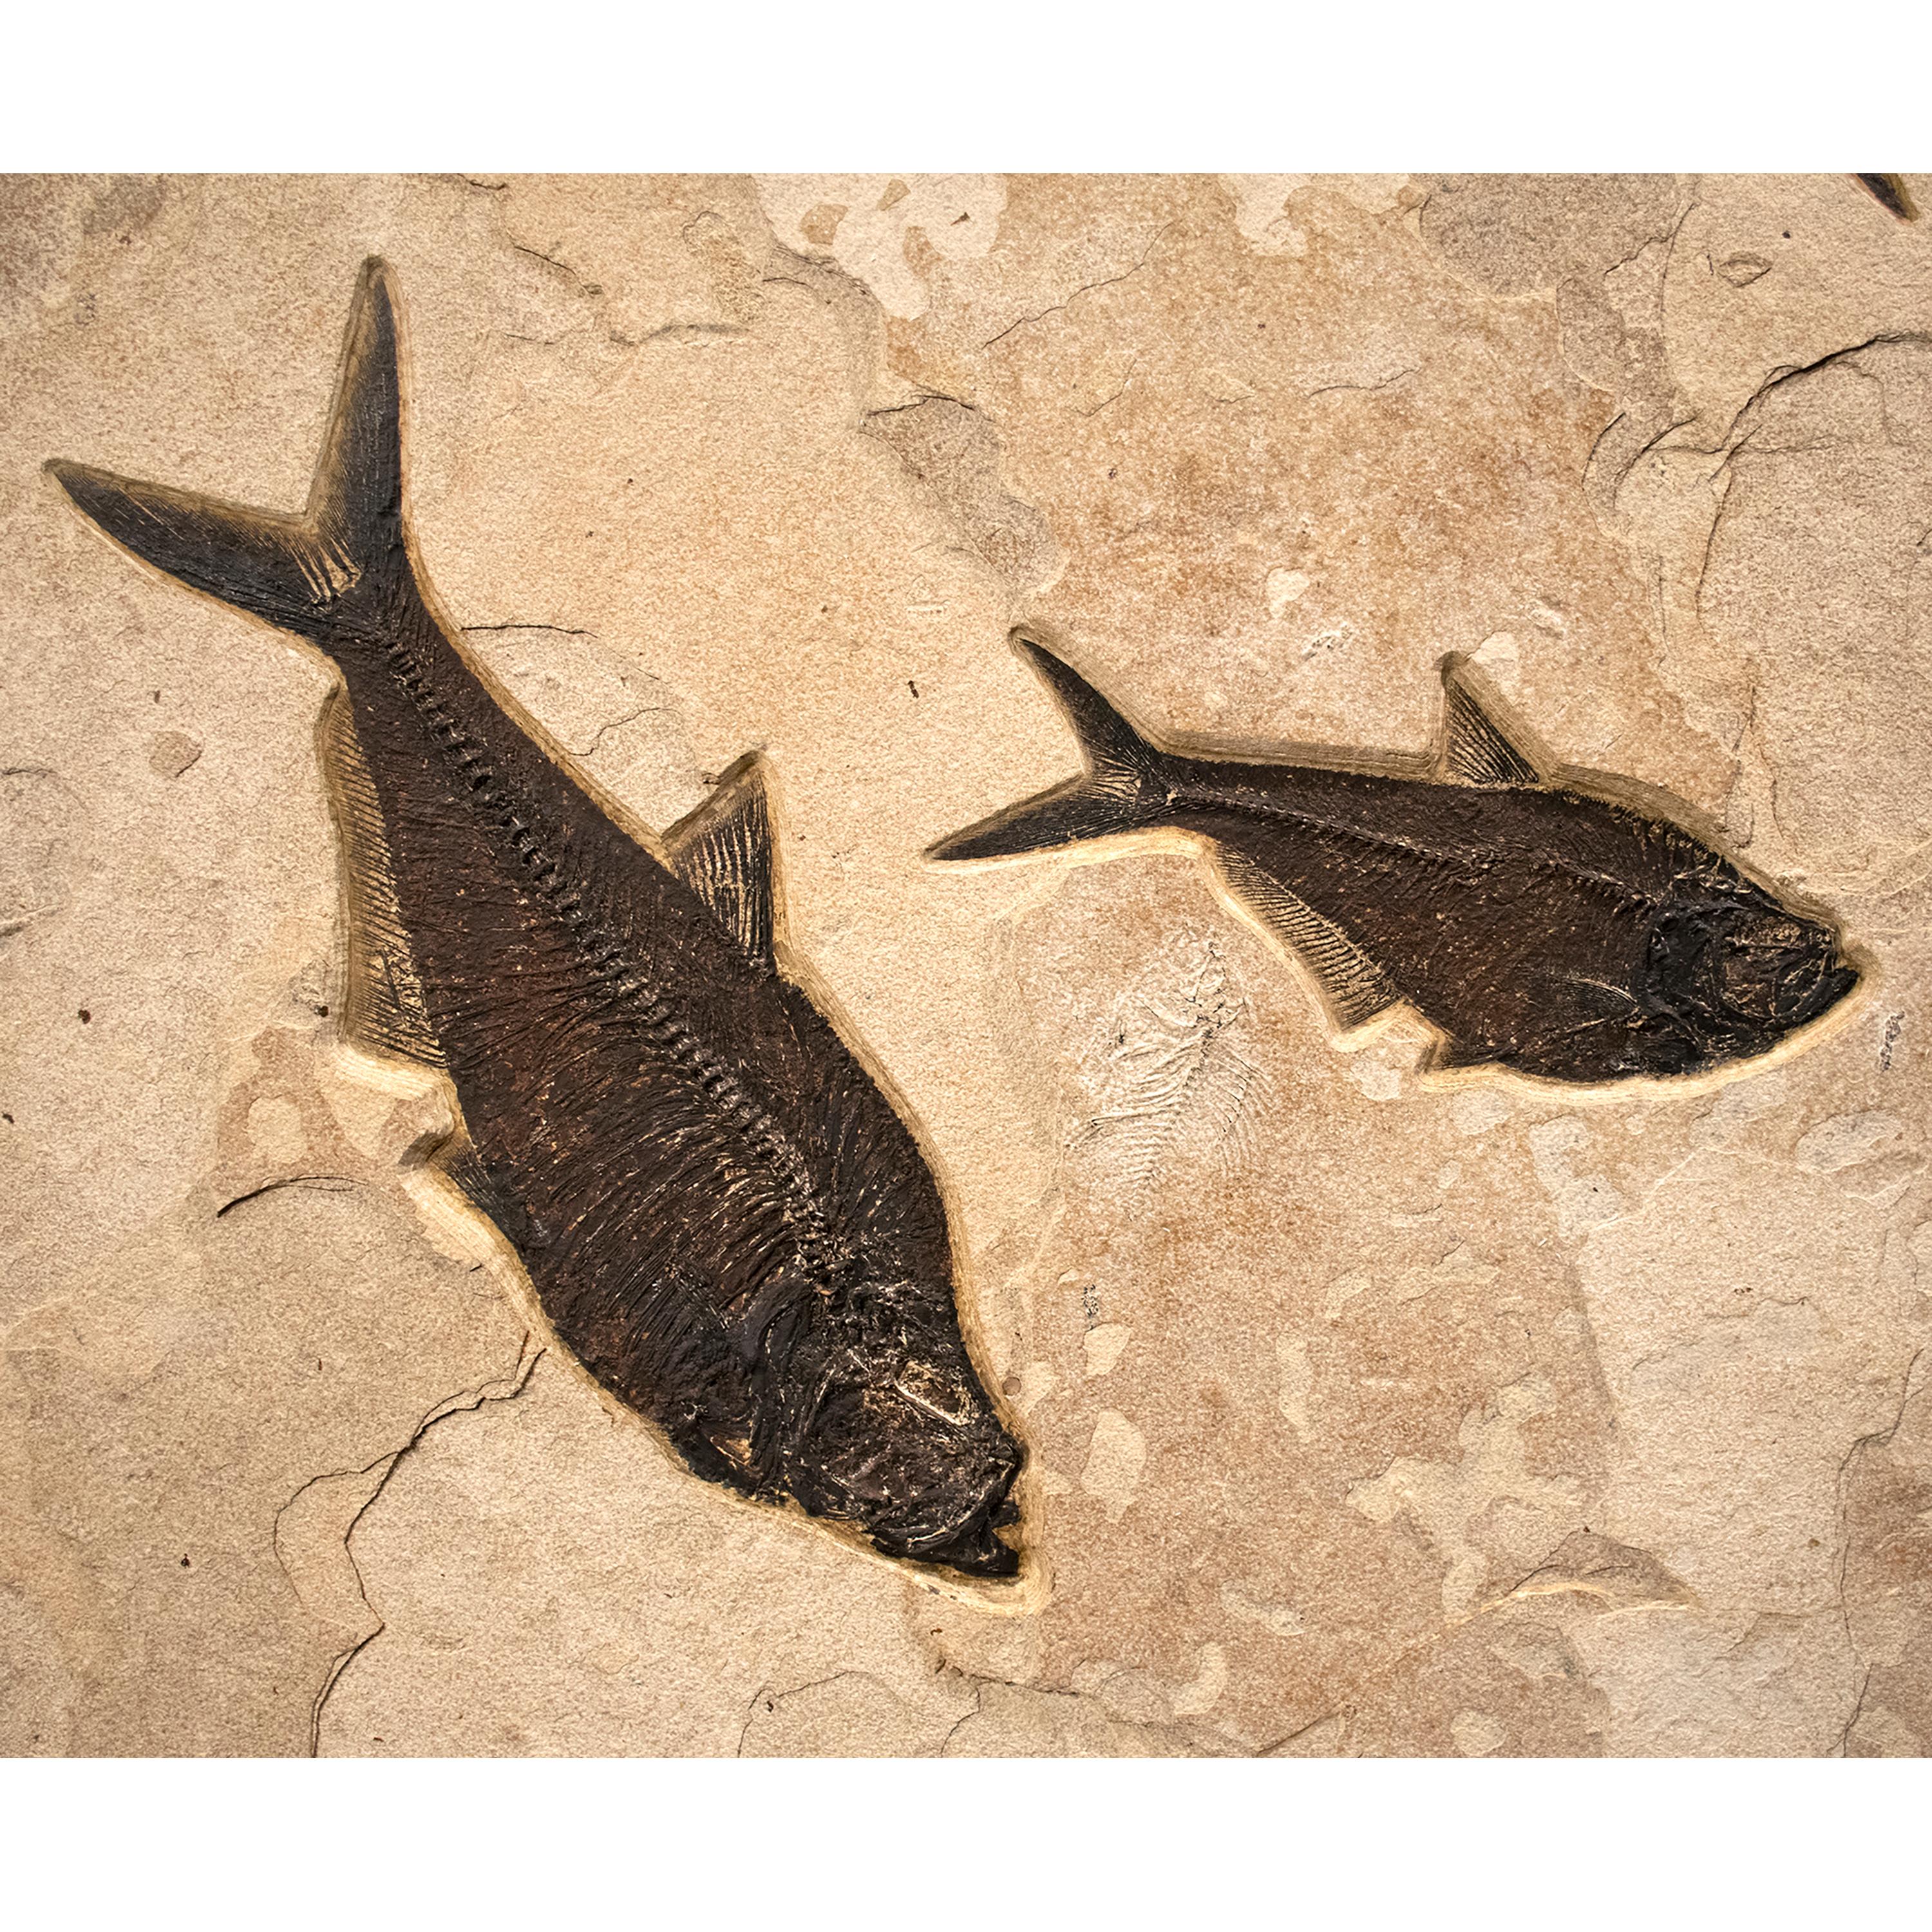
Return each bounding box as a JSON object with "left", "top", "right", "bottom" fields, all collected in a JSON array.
[
  {"left": 1214, "top": 851, "right": 1403, "bottom": 1031},
  {"left": 318, "top": 692, "right": 445, "bottom": 1067},
  {"left": 442, "top": 1139, "right": 504, "bottom": 1221},
  {"left": 307, "top": 257, "right": 405, "bottom": 564},
  {"left": 1423, "top": 1035, "right": 1490, "bottom": 1072},
  {"left": 1014, "top": 632, "right": 1160, "bottom": 782},
  {"left": 1439, "top": 658, "right": 1546, "bottom": 788},
  {"left": 48, "top": 466, "right": 352, "bottom": 639},
  {"left": 48, "top": 258, "right": 406, "bottom": 648},
  {"left": 928, "top": 776, "right": 1154, "bottom": 861},
  {"left": 929, "top": 632, "right": 1169, "bottom": 861},
  {"left": 663, "top": 754, "right": 778, "bottom": 969}
]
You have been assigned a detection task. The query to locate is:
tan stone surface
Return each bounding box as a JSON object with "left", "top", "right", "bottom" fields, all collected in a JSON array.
[{"left": 3, "top": 173, "right": 1929, "bottom": 1755}]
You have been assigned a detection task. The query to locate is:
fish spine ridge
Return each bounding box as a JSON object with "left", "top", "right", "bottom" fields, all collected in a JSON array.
[{"left": 370, "top": 624, "right": 843, "bottom": 1278}]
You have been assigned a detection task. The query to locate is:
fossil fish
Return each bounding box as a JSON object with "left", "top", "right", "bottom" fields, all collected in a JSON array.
[
  {"left": 1854, "top": 174, "right": 1917, "bottom": 221},
  {"left": 932, "top": 632, "right": 1858, "bottom": 1086},
  {"left": 49, "top": 261, "right": 1022, "bottom": 1577}
]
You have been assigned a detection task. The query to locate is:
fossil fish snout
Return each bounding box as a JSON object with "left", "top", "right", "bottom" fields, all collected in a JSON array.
[{"left": 793, "top": 1365, "right": 1024, "bottom": 1578}]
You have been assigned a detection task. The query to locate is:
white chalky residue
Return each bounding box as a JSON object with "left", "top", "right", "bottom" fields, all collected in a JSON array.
[
  {"left": 1010, "top": 1359, "right": 1057, "bottom": 1417},
  {"left": 1347, "top": 1376, "right": 1584, "bottom": 1619},
  {"left": 1689, "top": 1068, "right": 1790, "bottom": 1150},
  {"left": 1349, "top": 1057, "right": 1405, "bottom": 1102},
  {"left": 1276, "top": 1334, "right": 1313, "bottom": 1440},
  {"left": 1470, "top": 631, "right": 1522, "bottom": 697},
  {"left": 1325, "top": 1271, "right": 1371, "bottom": 1321},
  {"left": 1450, "top": 1088, "right": 1513, "bottom": 1136},
  {"left": 1221, "top": 175, "right": 1408, "bottom": 254},
  {"left": 1168, "top": 1642, "right": 1228, "bottom": 1717},
  {"left": 1795, "top": 1110, "right": 1905, "bottom": 1173},
  {"left": 1265, "top": 567, "right": 1312, "bottom": 617},
  {"left": 1528, "top": 1116, "right": 1625, "bottom": 1236},
  {"left": 1198, "top": 366, "right": 1258, "bottom": 403},
  {"left": 1220, "top": 176, "right": 1309, "bottom": 255},
  {"left": 1081, "top": 1410, "right": 1147, "bottom": 1524},
  {"left": 1083, "top": 1324, "right": 1132, "bottom": 1378},
  {"left": 246, "top": 1095, "right": 308, "bottom": 1167},
  {"left": 1452, "top": 1710, "right": 1508, "bottom": 1756},
  {"left": 753, "top": 175, "right": 1005, "bottom": 319}
]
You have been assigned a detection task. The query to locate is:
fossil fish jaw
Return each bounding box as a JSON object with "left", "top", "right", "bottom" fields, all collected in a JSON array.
[
  {"left": 726, "top": 1264, "right": 1024, "bottom": 1575},
  {"left": 1619, "top": 889, "right": 1861, "bottom": 1079}
]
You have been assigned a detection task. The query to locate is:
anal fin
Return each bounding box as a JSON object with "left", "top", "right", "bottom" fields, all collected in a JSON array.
[
  {"left": 317, "top": 690, "right": 444, "bottom": 1066},
  {"left": 664, "top": 753, "right": 777, "bottom": 969},
  {"left": 1214, "top": 850, "right": 1402, "bottom": 1030}
]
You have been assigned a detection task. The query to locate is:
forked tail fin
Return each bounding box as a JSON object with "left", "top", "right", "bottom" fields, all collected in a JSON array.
[
  {"left": 47, "top": 259, "right": 408, "bottom": 651},
  {"left": 927, "top": 633, "right": 1172, "bottom": 861}
]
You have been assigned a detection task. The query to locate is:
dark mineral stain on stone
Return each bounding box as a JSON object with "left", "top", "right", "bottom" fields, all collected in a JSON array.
[
  {"left": 47, "top": 261, "right": 1023, "bottom": 1579},
  {"left": 932, "top": 632, "right": 1858, "bottom": 1088},
  {"left": 149, "top": 730, "right": 203, "bottom": 780}
]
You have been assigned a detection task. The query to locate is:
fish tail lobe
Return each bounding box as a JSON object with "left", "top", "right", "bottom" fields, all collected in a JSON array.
[
  {"left": 48, "top": 260, "right": 408, "bottom": 652},
  {"left": 927, "top": 630, "right": 1171, "bottom": 861}
]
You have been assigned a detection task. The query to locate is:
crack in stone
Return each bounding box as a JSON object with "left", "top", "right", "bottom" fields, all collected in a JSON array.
[
  {"left": 579, "top": 700, "right": 674, "bottom": 764},
  {"left": 280, "top": 1334, "right": 544, "bottom": 1757},
  {"left": 1258, "top": 1707, "right": 1347, "bottom": 1756},
  {"left": 1305, "top": 367, "right": 1416, "bottom": 400},
  {"left": 979, "top": 222, "right": 1176, "bottom": 351},
  {"left": 735, "top": 1670, "right": 869, "bottom": 1757},
  {"left": 214, "top": 1175, "right": 359, "bottom": 1219},
  {"left": 1081, "top": 355, "right": 1139, "bottom": 419},
  {"left": 462, "top": 623, "right": 594, "bottom": 638},
  {"left": 1832, "top": 1345, "right": 1923, "bottom": 1756}
]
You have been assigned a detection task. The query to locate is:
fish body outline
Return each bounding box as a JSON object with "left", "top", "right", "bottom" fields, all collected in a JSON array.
[
  {"left": 48, "top": 261, "right": 1023, "bottom": 1578},
  {"left": 933, "top": 632, "right": 1859, "bottom": 1087}
]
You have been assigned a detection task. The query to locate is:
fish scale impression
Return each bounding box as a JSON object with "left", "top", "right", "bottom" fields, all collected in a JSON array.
[
  {"left": 933, "top": 633, "right": 1859, "bottom": 1086},
  {"left": 48, "top": 261, "right": 1023, "bottom": 1578}
]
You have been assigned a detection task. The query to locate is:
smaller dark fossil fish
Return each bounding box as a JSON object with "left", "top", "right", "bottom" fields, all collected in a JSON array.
[
  {"left": 932, "top": 632, "right": 1859, "bottom": 1087},
  {"left": 49, "top": 262, "right": 1022, "bottom": 1577},
  {"left": 1853, "top": 175, "right": 1917, "bottom": 221}
]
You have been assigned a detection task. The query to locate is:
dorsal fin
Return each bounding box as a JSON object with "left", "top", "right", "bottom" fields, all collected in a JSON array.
[
  {"left": 1439, "top": 658, "right": 1545, "bottom": 788},
  {"left": 663, "top": 755, "right": 777, "bottom": 968}
]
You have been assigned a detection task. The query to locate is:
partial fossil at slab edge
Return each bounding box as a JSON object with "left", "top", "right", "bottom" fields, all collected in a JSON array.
[
  {"left": 932, "top": 632, "right": 1859, "bottom": 1088},
  {"left": 48, "top": 260, "right": 1024, "bottom": 1580}
]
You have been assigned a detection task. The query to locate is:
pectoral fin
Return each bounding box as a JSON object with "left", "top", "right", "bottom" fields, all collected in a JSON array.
[
  {"left": 664, "top": 754, "right": 777, "bottom": 969},
  {"left": 1439, "top": 658, "right": 1545, "bottom": 788},
  {"left": 1214, "top": 851, "right": 1401, "bottom": 1030}
]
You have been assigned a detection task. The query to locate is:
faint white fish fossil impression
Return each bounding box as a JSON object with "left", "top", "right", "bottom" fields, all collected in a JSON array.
[{"left": 1072, "top": 934, "right": 1262, "bottom": 1203}]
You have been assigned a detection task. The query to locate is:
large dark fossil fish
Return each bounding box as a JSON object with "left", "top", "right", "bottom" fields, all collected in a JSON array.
[
  {"left": 933, "top": 632, "right": 1859, "bottom": 1086},
  {"left": 49, "top": 261, "right": 1023, "bottom": 1577}
]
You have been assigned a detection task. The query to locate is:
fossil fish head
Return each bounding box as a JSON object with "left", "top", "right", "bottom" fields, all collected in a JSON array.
[
  {"left": 1631, "top": 881, "right": 1859, "bottom": 1077},
  {"left": 777, "top": 1289, "right": 1024, "bottom": 1578}
]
